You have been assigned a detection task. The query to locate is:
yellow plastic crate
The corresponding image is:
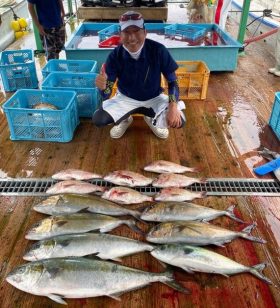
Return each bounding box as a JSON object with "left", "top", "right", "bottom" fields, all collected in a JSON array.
[{"left": 162, "top": 61, "right": 210, "bottom": 100}]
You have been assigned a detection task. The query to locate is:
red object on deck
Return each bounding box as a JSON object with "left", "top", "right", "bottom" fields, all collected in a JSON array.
[{"left": 98, "top": 35, "right": 121, "bottom": 48}]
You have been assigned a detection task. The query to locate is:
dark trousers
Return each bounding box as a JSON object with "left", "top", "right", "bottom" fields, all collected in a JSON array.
[
  {"left": 40, "top": 25, "right": 66, "bottom": 61},
  {"left": 92, "top": 106, "right": 185, "bottom": 128}
]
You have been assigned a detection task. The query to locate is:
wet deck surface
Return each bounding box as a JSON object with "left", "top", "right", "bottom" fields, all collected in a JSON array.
[{"left": 0, "top": 14, "right": 280, "bottom": 308}]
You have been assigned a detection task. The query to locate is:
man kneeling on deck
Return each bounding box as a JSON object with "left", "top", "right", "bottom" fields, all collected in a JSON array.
[{"left": 93, "top": 11, "right": 186, "bottom": 139}]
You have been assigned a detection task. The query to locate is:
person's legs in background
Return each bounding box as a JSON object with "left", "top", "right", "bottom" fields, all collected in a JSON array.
[
  {"left": 268, "top": 28, "right": 280, "bottom": 76},
  {"left": 41, "top": 25, "right": 66, "bottom": 61}
]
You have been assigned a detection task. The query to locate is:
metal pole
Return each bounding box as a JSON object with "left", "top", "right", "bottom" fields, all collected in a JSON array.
[
  {"left": 237, "top": 0, "right": 251, "bottom": 44},
  {"left": 67, "top": 0, "right": 73, "bottom": 16}
]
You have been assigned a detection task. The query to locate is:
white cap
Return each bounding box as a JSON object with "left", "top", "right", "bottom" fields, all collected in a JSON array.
[{"left": 119, "top": 11, "right": 144, "bottom": 31}]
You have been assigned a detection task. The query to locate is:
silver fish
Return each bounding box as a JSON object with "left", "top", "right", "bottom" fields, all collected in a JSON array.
[
  {"left": 146, "top": 221, "right": 266, "bottom": 246},
  {"left": 141, "top": 202, "right": 244, "bottom": 223},
  {"left": 144, "top": 160, "right": 198, "bottom": 174},
  {"left": 46, "top": 180, "right": 105, "bottom": 194},
  {"left": 33, "top": 194, "right": 140, "bottom": 219},
  {"left": 104, "top": 170, "right": 153, "bottom": 187},
  {"left": 155, "top": 188, "right": 206, "bottom": 202},
  {"left": 23, "top": 233, "right": 154, "bottom": 262},
  {"left": 6, "top": 258, "right": 190, "bottom": 305},
  {"left": 102, "top": 187, "right": 153, "bottom": 204},
  {"left": 33, "top": 102, "right": 58, "bottom": 110},
  {"left": 25, "top": 213, "right": 142, "bottom": 240},
  {"left": 151, "top": 244, "right": 271, "bottom": 284},
  {"left": 152, "top": 173, "right": 205, "bottom": 188},
  {"left": 52, "top": 169, "right": 102, "bottom": 180}
]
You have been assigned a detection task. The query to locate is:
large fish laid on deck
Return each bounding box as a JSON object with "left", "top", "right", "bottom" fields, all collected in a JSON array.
[
  {"left": 52, "top": 169, "right": 102, "bottom": 180},
  {"left": 152, "top": 173, "right": 205, "bottom": 188},
  {"left": 141, "top": 202, "right": 244, "bottom": 223},
  {"left": 24, "top": 233, "right": 154, "bottom": 262},
  {"left": 46, "top": 180, "right": 105, "bottom": 194},
  {"left": 6, "top": 257, "right": 190, "bottom": 305},
  {"left": 144, "top": 160, "right": 198, "bottom": 174},
  {"left": 104, "top": 170, "right": 153, "bottom": 187},
  {"left": 151, "top": 244, "right": 271, "bottom": 284},
  {"left": 102, "top": 187, "right": 153, "bottom": 204},
  {"left": 25, "top": 213, "right": 142, "bottom": 240},
  {"left": 146, "top": 221, "right": 266, "bottom": 246},
  {"left": 33, "top": 194, "right": 140, "bottom": 219},
  {"left": 155, "top": 187, "right": 206, "bottom": 202}
]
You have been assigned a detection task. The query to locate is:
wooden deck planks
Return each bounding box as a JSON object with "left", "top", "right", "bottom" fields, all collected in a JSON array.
[{"left": 0, "top": 22, "right": 280, "bottom": 308}]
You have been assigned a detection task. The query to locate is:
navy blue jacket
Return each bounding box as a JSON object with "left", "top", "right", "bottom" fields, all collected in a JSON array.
[{"left": 105, "top": 39, "right": 178, "bottom": 101}]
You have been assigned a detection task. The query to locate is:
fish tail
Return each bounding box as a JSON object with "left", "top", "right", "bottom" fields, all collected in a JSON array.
[
  {"left": 125, "top": 220, "right": 144, "bottom": 235},
  {"left": 241, "top": 223, "right": 266, "bottom": 243},
  {"left": 225, "top": 205, "right": 244, "bottom": 223},
  {"left": 189, "top": 167, "right": 200, "bottom": 173},
  {"left": 128, "top": 210, "right": 147, "bottom": 224},
  {"left": 249, "top": 263, "right": 272, "bottom": 284},
  {"left": 200, "top": 191, "right": 207, "bottom": 198},
  {"left": 159, "top": 268, "right": 191, "bottom": 294}
]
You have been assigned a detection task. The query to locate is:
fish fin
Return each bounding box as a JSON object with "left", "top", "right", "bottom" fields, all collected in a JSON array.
[
  {"left": 99, "top": 226, "right": 115, "bottom": 233},
  {"left": 48, "top": 294, "right": 67, "bottom": 305},
  {"left": 201, "top": 219, "right": 210, "bottom": 224},
  {"left": 107, "top": 294, "right": 122, "bottom": 301},
  {"left": 242, "top": 223, "right": 257, "bottom": 234},
  {"left": 250, "top": 263, "right": 272, "bottom": 284},
  {"left": 112, "top": 257, "right": 123, "bottom": 262},
  {"left": 219, "top": 273, "right": 230, "bottom": 278},
  {"left": 59, "top": 239, "right": 72, "bottom": 247},
  {"left": 46, "top": 266, "right": 63, "bottom": 279},
  {"left": 181, "top": 266, "right": 195, "bottom": 274},
  {"left": 241, "top": 223, "right": 266, "bottom": 243},
  {"left": 156, "top": 259, "right": 167, "bottom": 268},
  {"left": 129, "top": 210, "right": 148, "bottom": 224},
  {"left": 213, "top": 242, "right": 225, "bottom": 247},
  {"left": 163, "top": 280, "right": 191, "bottom": 295},
  {"left": 85, "top": 253, "right": 100, "bottom": 259},
  {"left": 56, "top": 220, "right": 68, "bottom": 227},
  {"left": 225, "top": 205, "right": 244, "bottom": 223},
  {"left": 76, "top": 207, "right": 90, "bottom": 213},
  {"left": 125, "top": 220, "right": 144, "bottom": 236}
]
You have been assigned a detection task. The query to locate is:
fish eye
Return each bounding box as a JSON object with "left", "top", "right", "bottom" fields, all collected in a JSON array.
[
  {"left": 33, "top": 242, "right": 40, "bottom": 248},
  {"left": 18, "top": 267, "right": 25, "bottom": 274},
  {"left": 32, "top": 222, "right": 40, "bottom": 228},
  {"left": 153, "top": 224, "right": 161, "bottom": 231}
]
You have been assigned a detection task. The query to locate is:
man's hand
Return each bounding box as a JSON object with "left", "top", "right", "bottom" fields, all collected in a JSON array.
[
  {"left": 95, "top": 64, "right": 107, "bottom": 90},
  {"left": 167, "top": 101, "right": 182, "bottom": 128}
]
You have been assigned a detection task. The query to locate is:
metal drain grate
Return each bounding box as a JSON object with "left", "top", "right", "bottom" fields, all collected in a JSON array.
[{"left": 0, "top": 178, "right": 279, "bottom": 197}]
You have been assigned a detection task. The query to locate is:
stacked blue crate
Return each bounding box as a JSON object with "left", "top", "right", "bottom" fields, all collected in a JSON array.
[
  {"left": 41, "top": 59, "right": 98, "bottom": 79},
  {"left": 3, "top": 89, "right": 79, "bottom": 142},
  {"left": 0, "top": 49, "right": 38, "bottom": 92},
  {"left": 164, "top": 24, "right": 206, "bottom": 41},
  {"left": 98, "top": 24, "right": 120, "bottom": 42},
  {"left": 41, "top": 72, "right": 100, "bottom": 117},
  {"left": 269, "top": 92, "right": 280, "bottom": 140}
]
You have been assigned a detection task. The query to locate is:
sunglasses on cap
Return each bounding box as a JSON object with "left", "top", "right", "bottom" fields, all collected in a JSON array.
[{"left": 119, "top": 12, "right": 143, "bottom": 22}]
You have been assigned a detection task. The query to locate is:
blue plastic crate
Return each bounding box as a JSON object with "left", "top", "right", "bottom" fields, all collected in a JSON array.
[
  {"left": 41, "top": 59, "right": 98, "bottom": 79},
  {"left": 269, "top": 92, "right": 280, "bottom": 140},
  {"left": 3, "top": 89, "right": 79, "bottom": 142},
  {"left": 98, "top": 24, "right": 120, "bottom": 42},
  {"left": 164, "top": 24, "right": 206, "bottom": 41},
  {"left": 0, "top": 49, "right": 38, "bottom": 92},
  {"left": 41, "top": 72, "right": 100, "bottom": 117}
]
